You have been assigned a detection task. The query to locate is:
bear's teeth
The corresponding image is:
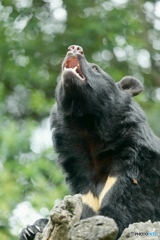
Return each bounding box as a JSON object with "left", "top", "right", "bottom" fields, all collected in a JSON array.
[{"left": 73, "top": 66, "right": 78, "bottom": 71}]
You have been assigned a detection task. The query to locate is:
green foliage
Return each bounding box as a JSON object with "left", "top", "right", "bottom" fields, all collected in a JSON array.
[{"left": 0, "top": 0, "right": 160, "bottom": 239}]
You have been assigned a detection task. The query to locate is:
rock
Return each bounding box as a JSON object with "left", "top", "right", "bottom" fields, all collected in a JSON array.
[
  {"left": 34, "top": 194, "right": 83, "bottom": 240},
  {"left": 69, "top": 215, "right": 118, "bottom": 240},
  {"left": 119, "top": 220, "right": 160, "bottom": 240},
  {"left": 34, "top": 194, "right": 160, "bottom": 240}
]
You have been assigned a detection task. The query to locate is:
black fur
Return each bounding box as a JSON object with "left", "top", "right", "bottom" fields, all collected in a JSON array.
[{"left": 20, "top": 45, "right": 160, "bottom": 240}]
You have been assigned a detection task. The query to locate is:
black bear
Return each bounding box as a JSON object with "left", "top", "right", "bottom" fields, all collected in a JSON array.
[{"left": 20, "top": 45, "right": 160, "bottom": 240}]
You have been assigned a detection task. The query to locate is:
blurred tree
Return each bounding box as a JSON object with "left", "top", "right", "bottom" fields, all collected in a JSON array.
[{"left": 0, "top": 0, "right": 160, "bottom": 239}]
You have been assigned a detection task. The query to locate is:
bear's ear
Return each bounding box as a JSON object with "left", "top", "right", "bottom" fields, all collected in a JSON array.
[{"left": 117, "top": 76, "right": 143, "bottom": 97}]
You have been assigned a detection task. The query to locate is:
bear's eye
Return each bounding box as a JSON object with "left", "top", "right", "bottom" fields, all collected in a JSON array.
[{"left": 92, "top": 65, "right": 99, "bottom": 72}]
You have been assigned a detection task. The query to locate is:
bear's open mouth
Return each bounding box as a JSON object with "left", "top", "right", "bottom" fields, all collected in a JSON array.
[{"left": 63, "top": 56, "right": 85, "bottom": 80}]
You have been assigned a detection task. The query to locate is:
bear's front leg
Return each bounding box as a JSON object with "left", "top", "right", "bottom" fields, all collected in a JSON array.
[{"left": 19, "top": 218, "right": 48, "bottom": 240}]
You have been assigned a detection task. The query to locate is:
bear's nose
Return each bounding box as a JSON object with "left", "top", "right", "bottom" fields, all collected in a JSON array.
[{"left": 68, "top": 45, "right": 84, "bottom": 55}]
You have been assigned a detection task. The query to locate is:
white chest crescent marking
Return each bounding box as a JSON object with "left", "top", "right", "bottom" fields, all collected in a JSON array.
[
  {"left": 82, "top": 176, "right": 117, "bottom": 212},
  {"left": 99, "top": 176, "right": 117, "bottom": 206}
]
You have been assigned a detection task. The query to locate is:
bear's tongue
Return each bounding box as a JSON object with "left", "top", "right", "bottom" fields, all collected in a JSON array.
[
  {"left": 64, "top": 56, "right": 85, "bottom": 80},
  {"left": 65, "top": 56, "right": 79, "bottom": 68}
]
